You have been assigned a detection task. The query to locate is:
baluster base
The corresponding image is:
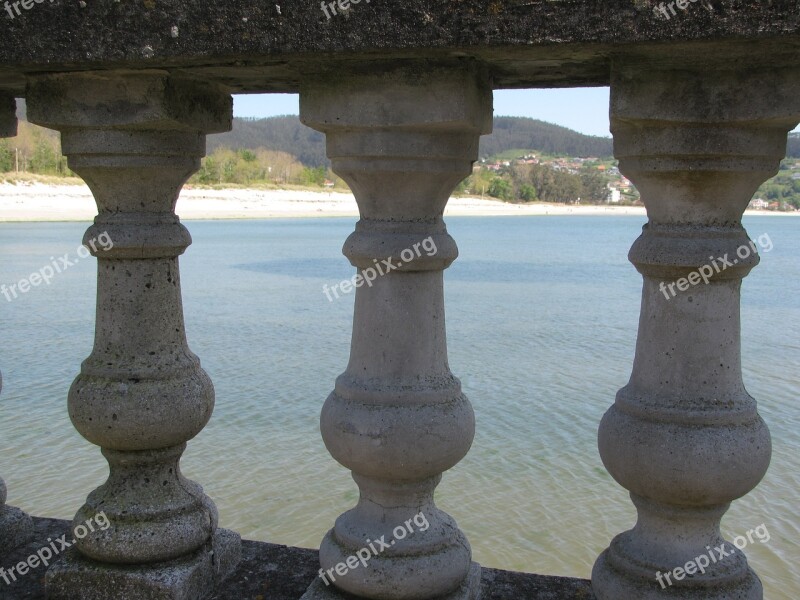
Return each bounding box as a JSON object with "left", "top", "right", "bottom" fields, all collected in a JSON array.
[
  {"left": 0, "top": 504, "right": 34, "bottom": 556},
  {"left": 593, "top": 548, "right": 763, "bottom": 600},
  {"left": 301, "top": 562, "right": 481, "bottom": 600},
  {"left": 45, "top": 528, "right": 240, "bottom": 600}
]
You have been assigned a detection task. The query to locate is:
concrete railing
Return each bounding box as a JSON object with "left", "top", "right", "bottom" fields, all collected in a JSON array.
[{"left": 1, "top": 6, "right": 799, "bottom": 598}]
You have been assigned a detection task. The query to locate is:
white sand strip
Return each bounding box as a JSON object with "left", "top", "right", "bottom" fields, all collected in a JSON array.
[{"left": 0, "top": 182, "right": 792, "bottom": 221}]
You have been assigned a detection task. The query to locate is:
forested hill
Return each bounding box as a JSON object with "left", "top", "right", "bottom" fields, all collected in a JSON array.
[
  {"left": 206, "top": 115, "right": 615, "bottom": 166},
  {"left": 480, "top": 117, "right": 612, "bottom": 158},
  {"left": 208, "top": 116, "right": 329, "bottom": 167}
]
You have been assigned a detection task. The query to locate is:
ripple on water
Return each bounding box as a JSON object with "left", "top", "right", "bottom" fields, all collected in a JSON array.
[{"left": 1, "top": 217, "right": 798, "bottom": 599}]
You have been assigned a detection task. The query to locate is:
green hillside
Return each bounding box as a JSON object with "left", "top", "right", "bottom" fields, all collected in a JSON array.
[{"left": 206, "top": 115, "right": 615, "bottom": 167}]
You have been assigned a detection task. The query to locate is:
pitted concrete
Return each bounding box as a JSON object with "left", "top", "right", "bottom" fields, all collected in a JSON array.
[
  {"left": 592, "top": 65, "right": 800, "bottom": 600},
  {"left": 2, "top": 19, "right": 798, "bottom": 600},
  {"left": 46, "top": 529, "right": 241, "bottom": 600},
  {"left": 300, "top": 66, "right": 491, "bottom": 600},
  {"left": 1, "top": 2, "right": 800, "bottom": 93},
  {"left": 0, "top": 490, "right": 34, "bottom": 558},
  {"left": 3, "top": 518, "right": 596, "bottom": 600},
  {"left": 24, "top": 73, "right": 240, "bottom": 599}
]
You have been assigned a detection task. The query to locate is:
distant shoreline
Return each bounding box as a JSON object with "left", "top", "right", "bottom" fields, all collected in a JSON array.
[{"left": 0, "top": 182, "right": 795, "bottom": 222}]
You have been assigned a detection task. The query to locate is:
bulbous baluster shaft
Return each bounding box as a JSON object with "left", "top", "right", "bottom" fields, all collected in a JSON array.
[{"left": 300, "top": 63, "right": 492, "bottom": 600}]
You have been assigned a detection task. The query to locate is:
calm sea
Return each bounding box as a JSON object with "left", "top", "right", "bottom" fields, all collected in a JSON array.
[{"left": 1, "top": 215, "right": 798, "bottom": 597}]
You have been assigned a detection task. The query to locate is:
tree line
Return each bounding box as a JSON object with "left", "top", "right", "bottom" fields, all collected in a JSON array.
[
  {"left": 458, "top": 162, "right": 617, "bottom": 204},
  {"left": 0, "top": 122, "right": 68, "bottom": 176},
  {"left": 480, "top": 117, "right": 613, "bottom": 159},
  {"left": 755, "top": 160, "right": 800, "bottom": 209},
  {"left": 190, "top": 146, "right": 338, "bottom": 187}
]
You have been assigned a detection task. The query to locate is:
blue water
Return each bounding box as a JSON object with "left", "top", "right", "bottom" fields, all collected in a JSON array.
[{"left": 0, "top": 215, "right": 798, "bottom": 597}]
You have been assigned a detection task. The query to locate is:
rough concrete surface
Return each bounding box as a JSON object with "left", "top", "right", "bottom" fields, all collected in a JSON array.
[
  {"left": 299, "top": 68, "right": 491, "bottom": 600},
  {"left": 1, "top": 2, "right": 799, "bottom": 92},
  {"left": 591, "top": 67, "right": 796, "bottom": 600},
  {"left": 2, "top": 519, "right": 596, "bottom": 600},
  {"left": 20, "top": 73, "right": 241, "bottom": 599},
  {"left": 46, "top": 529, "right": 241, "bottom": 600},
  {"left": 1, "top": 12, "right": 798, "bottom": 600}
]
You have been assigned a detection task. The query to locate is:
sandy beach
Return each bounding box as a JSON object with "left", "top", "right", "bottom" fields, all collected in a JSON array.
[{"left": 0, "top": 181, "right": 791, "bottom": 221}]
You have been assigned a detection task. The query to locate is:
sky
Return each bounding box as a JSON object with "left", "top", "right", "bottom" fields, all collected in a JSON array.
[
  {"left": 234, "top": 86, "right": 799, "bottom": 137},
  {"left": 233, "top": 88, "right": 614, "bottom": 138}
]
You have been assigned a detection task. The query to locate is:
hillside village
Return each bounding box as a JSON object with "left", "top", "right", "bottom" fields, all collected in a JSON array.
[
  {"left": 476, "top": 153, "right": 638, "bottom": 205},
  {"left": 474, "top": 152, "right": 800, "bottom": 210}
]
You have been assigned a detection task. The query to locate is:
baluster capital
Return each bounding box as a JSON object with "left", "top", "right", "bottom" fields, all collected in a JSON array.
[
  {"left": 27, "top": 71, "right": 231, "bottom": 134},
  {"left": 301, "top": 63, "right": 492, "bottom": 222},
  {"left": 611, "top": 65, "right": 800, "bottom": 227}
]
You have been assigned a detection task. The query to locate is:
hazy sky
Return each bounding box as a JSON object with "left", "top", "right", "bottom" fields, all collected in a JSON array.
[
  {"left": 233, "top": 86, "right": 799, "bottom": 138},
  {"left": 233, "top": 88, "right": 614, "bottom": 137}
]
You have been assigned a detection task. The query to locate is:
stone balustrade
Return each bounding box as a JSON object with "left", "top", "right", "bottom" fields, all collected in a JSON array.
[{"left": 1, "top": 5, "right": 799, "bottom": 599}]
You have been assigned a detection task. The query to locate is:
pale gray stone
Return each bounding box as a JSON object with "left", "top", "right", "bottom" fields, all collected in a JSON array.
[
  {"left": 46, "top": 528, "right": 241, "bottom": 600},
  {"left": 302, "top": 562, "right": 482, "bottom": 600},
  {"left": 26, "top": 72, "right": 239, "bottom": 599},
  {"left": 592, "top": 66, "right": 800, "bottom": 600},
  {"left": 298, "top": 63, "right": 491, "bottom": 600}
]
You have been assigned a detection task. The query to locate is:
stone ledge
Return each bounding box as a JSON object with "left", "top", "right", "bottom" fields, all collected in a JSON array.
[
  {"left": 1, "top": 518, "right": 595, "bottom": 599},
  {"left": 0, "top": 1, "right": 799, "bottom": 93}
]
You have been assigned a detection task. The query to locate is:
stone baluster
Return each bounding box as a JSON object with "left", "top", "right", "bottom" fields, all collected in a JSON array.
[
  {"left": 26, "top": 73, "right": 240, "bottom": 598},
  {"left": 299, "top": 64, "right": 491, "bottom": 600},
  {"left": 593, "top": 66, "right": 800, "bottom": 599},
  {"left": 0, "top": 93, "right": 34, "bottom": 557}
]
